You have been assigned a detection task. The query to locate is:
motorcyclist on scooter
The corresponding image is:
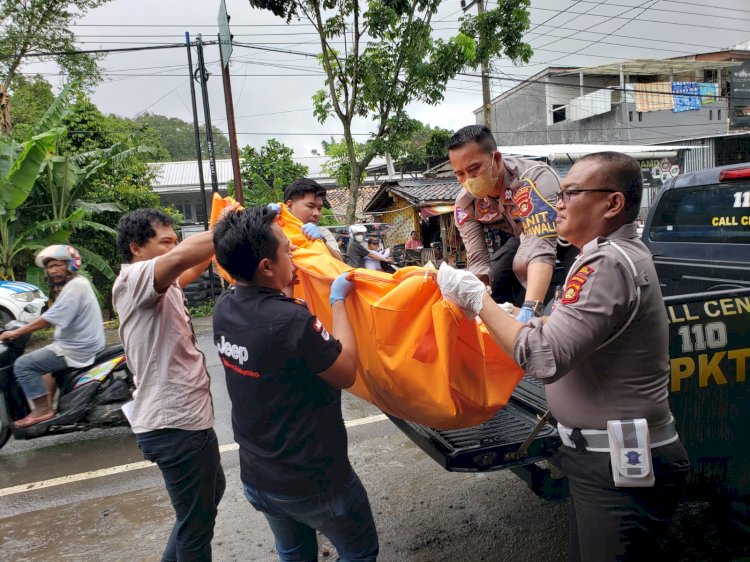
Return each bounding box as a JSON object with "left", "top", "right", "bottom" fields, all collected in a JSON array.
[{"left": 0, "top": 245, "right": 104, "bottom": 427}]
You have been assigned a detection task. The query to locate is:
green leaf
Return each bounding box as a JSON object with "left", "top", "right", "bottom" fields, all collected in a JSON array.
[
  {"left": 76, "top": 245, "right": 115, "bottom": 281},
  {"left": 34, "top": 81, "right": 78, "bottom": 134},
  {"left": 3, "top": 129, "right": 60, "bottom": 210},
  {"left": 74, "top": 200, "right": 123, "bottom": 214}
]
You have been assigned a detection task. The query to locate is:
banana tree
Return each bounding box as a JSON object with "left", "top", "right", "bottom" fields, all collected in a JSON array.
[
  {"left": 0, "top": 128, "right": 62, "bottom": 278},
  {"left": 41, "top": 143, "right": 155, "bottom": 222},
  {"left": 0, "top": 83, "right": 144, "bottom": 280}
]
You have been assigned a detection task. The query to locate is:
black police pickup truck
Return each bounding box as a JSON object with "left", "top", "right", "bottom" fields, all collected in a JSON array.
[{"left": 390, "top": 163, "right": 750, "bottom": 517}]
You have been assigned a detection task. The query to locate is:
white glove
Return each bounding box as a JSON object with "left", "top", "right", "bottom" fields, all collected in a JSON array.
[{"left": 437, "top": 262, "right": 486, "bottom": 317}]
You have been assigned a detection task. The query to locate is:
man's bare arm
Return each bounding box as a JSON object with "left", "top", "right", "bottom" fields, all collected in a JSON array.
[
  {"left": 524, "top": 262, "right": 554, "bottom": 302},
  {"left": 0, "top": 316, "right": 51, "bottom": 341},
  {"left": 153, "top": 230, "right": 215, "bottom": 293}
]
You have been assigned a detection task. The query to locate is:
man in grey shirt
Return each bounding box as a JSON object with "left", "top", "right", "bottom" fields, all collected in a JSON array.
[
  {"left": 0, "top": 244, "right": 104, "bottom": 427},
  {"left": 438, "top": 152, "right": 689, "bottom": 561}
]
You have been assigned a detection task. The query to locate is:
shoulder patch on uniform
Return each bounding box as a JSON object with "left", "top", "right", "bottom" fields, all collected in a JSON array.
[
  {"left": 312, "top": 317, "right": 330, "bottom": 341},
  {"left": 455, "top": 206, "right": 469, "bottom": 226},
  {"left": 511, "top": 178, "right": 535, "bottom": 217},
  {"left": 561, "top": 265, "right": 596, "bottom": 304}
]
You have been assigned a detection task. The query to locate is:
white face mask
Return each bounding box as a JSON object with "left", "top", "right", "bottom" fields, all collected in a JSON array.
[
  {"left": 462, "top": 158, "right": 499, "bottom": 199},
  {"left": 354, "top": 234, "right": 365, "bottom": 242}
]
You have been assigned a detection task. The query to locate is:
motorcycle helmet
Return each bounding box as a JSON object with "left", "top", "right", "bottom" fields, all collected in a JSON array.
[
  {"left": 35, "top": 244, "right": 83, "bottom": 273},
  {"left": 349, "top": 224, "right": 367, "bottom": 243}
]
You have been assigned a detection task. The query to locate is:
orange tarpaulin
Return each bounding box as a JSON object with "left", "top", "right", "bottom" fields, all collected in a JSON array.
[{"left": 209, "top": 193, "right": 524, "bottom": 429}]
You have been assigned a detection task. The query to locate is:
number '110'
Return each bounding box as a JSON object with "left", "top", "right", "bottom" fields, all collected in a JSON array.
[{"left": 677, "top": 322, "right": 727, "bottom": 353}]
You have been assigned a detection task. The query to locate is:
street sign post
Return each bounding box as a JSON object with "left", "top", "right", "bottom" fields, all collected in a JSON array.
[
  {"left": 217, "top": 0, "right": 243, "bottom": 204},
  {"left": 218, "top": 0, "right": 233, "bottom": 68}
]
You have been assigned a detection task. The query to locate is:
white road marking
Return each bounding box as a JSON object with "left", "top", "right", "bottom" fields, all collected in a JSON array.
[{"left": 0, "top": 413, "right": 389, "bottom": 498}]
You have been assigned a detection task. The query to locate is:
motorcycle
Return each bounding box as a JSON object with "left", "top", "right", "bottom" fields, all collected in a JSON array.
[{"left": 0, "top": 321, "right": 134, "bottom": 449}]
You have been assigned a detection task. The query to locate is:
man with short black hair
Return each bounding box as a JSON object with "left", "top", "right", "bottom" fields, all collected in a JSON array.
[
  {"left": 438, "top": 152, "right": 689, "bottom": 561},
  {"left": 283, "top": 178, "right": 343, "bottom": 261},
  {"left": 113, "top": 207, "right": 231, "bottom": 561},
  {"left": 447, "top": 124, "right": 562, "bottom": 320},
  {"left": 212, "top": 206, "right": 379, "bottom": 562}
]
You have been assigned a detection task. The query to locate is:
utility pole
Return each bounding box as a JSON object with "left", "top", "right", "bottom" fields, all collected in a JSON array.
[
  {"left": 185, "top": 32, "right": 209, "bottom": 229},
  {"left": 218, "top": 0, "right": 244, "bottom": 205},
  {"left": 195, "top": 34, "right": 220, "bottom": 195},
  {"left": 461, "top": 0, "right": 492, "bottom": 130},
  {"left": 189, "top": 33, "right": 217, "bottom": 299}
]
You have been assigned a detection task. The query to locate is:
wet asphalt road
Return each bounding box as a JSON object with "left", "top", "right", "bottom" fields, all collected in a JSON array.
[
  {"left": 1, "top": 320, "right": 748, "bottom": 561},
  {"left": 0, "top": 319, "right": 571, "bottom": 561}
]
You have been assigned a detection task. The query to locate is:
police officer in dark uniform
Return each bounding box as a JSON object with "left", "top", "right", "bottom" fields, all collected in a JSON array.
[
  {"left": 438, "top": 151, "right": 690, "bottom": 561},
  {"left": 212, "top": 206, "right": 379, "bottom": 562}
]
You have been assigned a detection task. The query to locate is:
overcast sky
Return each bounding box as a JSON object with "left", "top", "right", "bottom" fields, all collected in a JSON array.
[{"left": 23, "top": 0, "right": 750, "bottom": 156}]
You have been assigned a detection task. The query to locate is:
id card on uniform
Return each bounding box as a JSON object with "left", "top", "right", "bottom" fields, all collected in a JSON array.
[{"left": 607, "top": 419, "right": 655, "bottom": 487}]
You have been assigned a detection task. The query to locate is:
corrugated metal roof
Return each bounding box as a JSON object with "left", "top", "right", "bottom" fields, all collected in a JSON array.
[
  {"left": 149, "top": 156, "right": 336, "bottom": 190},
  {"left": 555, "top": 59, "right": 742, "bottom": 77}
]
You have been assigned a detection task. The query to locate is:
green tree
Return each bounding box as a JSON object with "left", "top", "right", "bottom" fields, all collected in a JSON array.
[
  {"left": 71, "top": 161, "right": 160, "bottom": 317},
  {"left": 132, "top": 113, "right": 231, "bottom": 162},
  {"left": 0, "top": 0, "right": 112, "bottom": 94},
  {"left": 0, "top": 83, "right": 154, "bottom": 286},
  {"left": 7, "top": 74, "right": 54, "bottom": 142},
  {"left": 8, "top": 75, "right": 171, "bottom": 160},
  {"left": 249, "top": 0, "right": 532, "bottom": 223},
  {"left": 392, "top": 120, "right": 453, "bottom": 168},
  {"left": 321, "top": 137, "right": 366, "bottom": 188},
  {"left": 231, "top": 138, "right": 309, "bottom": 205}
]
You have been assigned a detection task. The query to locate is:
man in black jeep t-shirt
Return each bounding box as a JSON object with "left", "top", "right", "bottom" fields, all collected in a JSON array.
[{"left": 212, "top": 206, "right": 379, "bottom": 562}]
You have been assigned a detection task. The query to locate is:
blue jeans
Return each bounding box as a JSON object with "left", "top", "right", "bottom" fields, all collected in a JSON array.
[
  {"left": 137, "top": 428, "right": 226, "bottom": 562},
  {"left": 14, "top": 345, "right": 69, "bottom": 401},
  {"left": 243, "top": 470, "right": 379, "bottom": 562}
]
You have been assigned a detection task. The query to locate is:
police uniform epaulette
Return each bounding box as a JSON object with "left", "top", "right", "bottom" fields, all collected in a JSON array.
[{"left": 580, "top": 236, "right": 609, "bottom": 256}]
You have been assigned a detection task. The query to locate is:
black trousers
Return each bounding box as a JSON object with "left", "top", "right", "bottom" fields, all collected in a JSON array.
[
  {"left": 489, "top": 236, "right": 523, "bottom": 305},
  {"left": 137, "top": 428, "right": 226, "bottom": 562},
  {"left": 556, "top": 440, "right": 690, "bottom": 562}
]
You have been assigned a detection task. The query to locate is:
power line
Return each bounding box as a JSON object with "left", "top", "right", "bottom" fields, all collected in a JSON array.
[
  {"left": 525, "top": 23, "right": 730, "bottom": 52},
  {"left": 659, "top": 0, "right": 750, "bottom": 15},
  {"left": 540, "top": 0, "right": 662, "bottom": 65},
  {"left": 526, "top": 0, "right": 588, "bottom": 35},
  {"left": 10, "top": 41, "right": 212, "bottom": 58},
  {"left": 528, "top": 4, "right": 750, "bottom": 33}
]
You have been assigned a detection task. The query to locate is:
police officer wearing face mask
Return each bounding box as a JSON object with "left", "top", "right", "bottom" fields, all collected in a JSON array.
[{"left": 448, "top": 125, "right": 561, "bottom": 322}]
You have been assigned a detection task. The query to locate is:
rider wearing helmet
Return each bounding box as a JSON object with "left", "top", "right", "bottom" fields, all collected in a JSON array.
[
  {"left": 0, "top": 244, "right": 104, "bottom": 427},
  {"left": 344, "top": 225, "right": 394, "bottom": 269}
]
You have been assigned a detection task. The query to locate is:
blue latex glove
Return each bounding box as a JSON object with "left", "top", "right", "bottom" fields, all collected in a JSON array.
[
  {"left": 267, "top": 203, "right": 281, "bottom": 214},
  {"left": 516, "top": 306, "right": 535, "bottom": 323},
  {"left": 330, "top": 273, "right": 354, "bottom": 306},
  {"left": 302, "top": 222, "right": 324, "bottom": 240}
]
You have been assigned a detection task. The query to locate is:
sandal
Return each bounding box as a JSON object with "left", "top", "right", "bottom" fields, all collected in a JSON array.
[{"left": 14, "top": 410, "right": 55, "bottom": 428}]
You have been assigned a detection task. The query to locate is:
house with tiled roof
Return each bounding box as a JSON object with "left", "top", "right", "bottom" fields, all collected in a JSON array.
[{"left": 362, "top": 178, "right": 464, "bottom": 265}]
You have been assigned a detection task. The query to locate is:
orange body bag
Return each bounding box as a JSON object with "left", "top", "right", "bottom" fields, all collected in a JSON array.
[{"left": 210, "top": 194, "right": 524, "bottom": 429}]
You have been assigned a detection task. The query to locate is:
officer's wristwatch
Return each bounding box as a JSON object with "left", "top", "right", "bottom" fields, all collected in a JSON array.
[{"left": 522, "top": 300, "right": 545, "bottom": 318}]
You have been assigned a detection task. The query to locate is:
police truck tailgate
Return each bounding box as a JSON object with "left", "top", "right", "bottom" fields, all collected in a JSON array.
[{"left": 388, "top": 377, "right": 559, "bottom": 472}]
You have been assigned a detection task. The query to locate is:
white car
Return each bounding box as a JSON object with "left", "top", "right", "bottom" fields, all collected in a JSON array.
[{"left": 0, "top": 281, "right": 48, "bottom": 326}]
